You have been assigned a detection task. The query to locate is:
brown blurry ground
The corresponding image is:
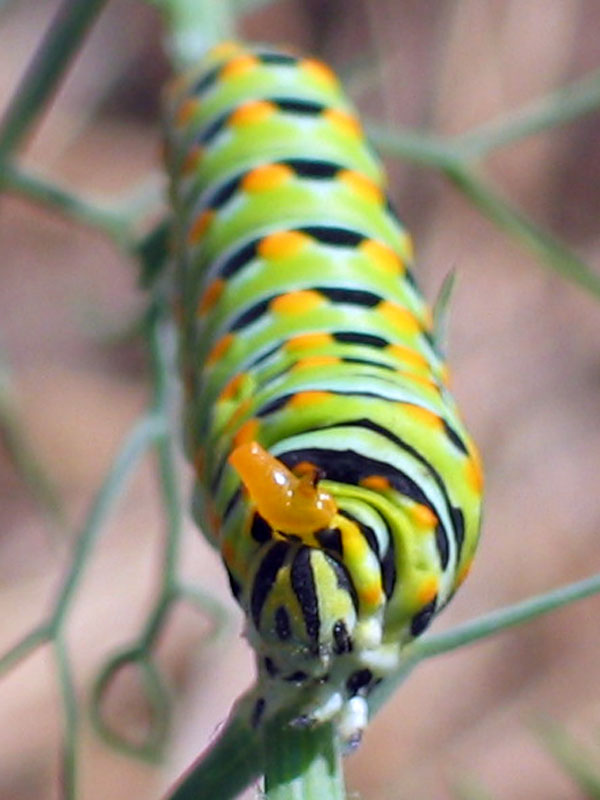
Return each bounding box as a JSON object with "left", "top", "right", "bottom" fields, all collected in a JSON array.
[{"left": 1, "top": 1, "right": 599, "bottom": 799}]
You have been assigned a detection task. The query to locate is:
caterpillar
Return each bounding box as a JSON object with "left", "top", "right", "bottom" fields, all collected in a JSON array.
[{"left": 164, "top": 41, "right": 483, "bottom": 746}]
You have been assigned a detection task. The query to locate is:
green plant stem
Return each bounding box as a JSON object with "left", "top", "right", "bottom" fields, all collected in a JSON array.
[
  {"left": 1, "top": 162, "right": 133, "bottom": 245},
  {"left": 0, "top": 356, "right": 65, "bottom": 525},
  {"left": 0, "top": 0, "right": 109, "bottom": 162},
  {"left": 0, "top": 415, "right": 163, "bottom": 676},
  {"left": 536, "top": 721, "right": 600, "bottom": 797},
  {"left": 167, "top": 712, "right": 260, "bottom": 800},
  {"left": 164, "top": 569, "right": 600, "bottom": 800},
  {"left": 52, "top": 414, "right": 165, "bottom": 625},
  {"left": 453, "top": 67, "right": 600, "bottom": 158},
  {"left": 368, "top": 125, "right": 600, "bottom": 301},
  {"left": 153, "top": 0, "right": 237, "bottom": 68},
  {"left": 148, "top": 303, "right": 181, "bottom": 586},
  {"left": 367, "top": 123, "right": 456, "bottom": 168},
  {"left": 444, "top": 164, "right": 600, "bottom": 299},
  {"left": 0, "top": 624, "right": 51, "bottom": 676},
  {"left": 452, "top": 777, "right": 498, "bottom": 800},
  {"left": 90, "top": 301, "right": 227, "bottom": 760},
  {"left": 263, "top": 717, "right": 346, "bottom": 800},
  {"left": 91, "top": 646, "right": 171, "bottom": 762},
  {"left": 54, "top": 634, "right": 78, "bottom": 800},
  {"left": 231, "top": 0, "right": 285, "bottom": 12},
  {"left": 0, "top": 411, "right": 166, "bottom": 791}
]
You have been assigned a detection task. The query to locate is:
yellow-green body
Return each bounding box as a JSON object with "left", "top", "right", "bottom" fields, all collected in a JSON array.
[{"left": 165, "top": 41, "right": 483, "bottom": 743}]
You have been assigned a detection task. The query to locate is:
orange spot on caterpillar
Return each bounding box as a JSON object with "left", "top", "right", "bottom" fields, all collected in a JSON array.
[
  {"left": 422, "top": 306, "right": 434, "bottom": 331},
  {"left": 233, "top": 418, "right": 260, "bottom": 447},
  {"left": 242, "top": 163, "right": 294, "bottom": 193},
  {"left": 270, "top": 290, "right": 325, "bottom": 315},
  {"left": 361, "top": 583, "right": 385, "bottom": 607},
  {"left": 206, "top": 333, "right": 234, "bottom": 365},
  {"left": 301, "top": 58, "right": 339, "bottom": 88},
  {"left": 219, "top": 54, "right": 260, "bottom": 80},
  {"left": 198, "top": 278, "right": 225, "bottom": 314},
  {"left": 292, "top": 355, "right": 339, "bottom": 371},
  {"left": 410, "top": 503, "right": 438, "bottom": 529},
  {"left": 323, "top": 108, "right": 362, "bottom": 139},
  {"left": 228, "top": 441, "right": 337, "bottom": 535},
  {"left": 218, "top": 373, "right": 246, "bottom": 402},
  {"left": 338, "top": 170, "right": 384, "bottom": 205},
  {"left": 438, "top": 363, "right": 451, "bottom": 386},
  {"left": 455, "top": 557, "right": 473, "bottom": 589},
  {"left": 181, "top": 145, "right": 203, "bottom": 175},
  {"left": 258, "top": 230, "right": 312, "bottom": 260},
  {"left": 465, "top": 447, "right": 484, "bottom": 493},
  {"left": 360, "top": 475, "right": 391, "bottom": 492},
  {"left": 386, "top": 343, "right": 429, "bottom": 371},
  {"left": 398, "top": 371, "right": 439, "bottom": 392},
  {"left": 175, "top": 98, "right": 201, "bottom": 127},
  {"left": 285, "top": 332, "right": 333, "bottom": 351},
  {"left": 224, "top": 397, "right": 252, "bottom": 433},
  {"left": 400, "top": 404, "right": 443, "bottom": 430},
  {"left": 377, "top": 301, "right": 421, "bottom": 334},
  {"left": 417, "top": 577, "right": 439, "bottom": 606},
  {"left": 208, "top": 41, "right": 244, "bottom": 60},
  {"left": 399, "top": 231, "right": 414, "bottom": 262},
  {"left": 229, "top": 100, "right": 276, "bottom": 127},
  {"left": 289, "top": 391, "right": 332, "bottom": 408},
  {"left": 188, "top": 210, "right": 216, "bottom": 245},
  {"left": 359, "top": 239, "right": 404, "bottom": 276}
]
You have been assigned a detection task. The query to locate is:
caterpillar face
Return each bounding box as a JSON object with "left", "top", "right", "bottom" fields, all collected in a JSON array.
[{"left": 165, "top": 41, "right": 483, "bottom": 745}]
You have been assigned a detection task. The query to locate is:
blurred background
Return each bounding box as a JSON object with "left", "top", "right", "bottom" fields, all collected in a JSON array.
[{"left": 1, "top": 1, "right": 600, "bottom": 798}]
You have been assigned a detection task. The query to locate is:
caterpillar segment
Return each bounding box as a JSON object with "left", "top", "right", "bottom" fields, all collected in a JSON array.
[{"left": 165, "top": 42, "right": 483, "bottom": 746}]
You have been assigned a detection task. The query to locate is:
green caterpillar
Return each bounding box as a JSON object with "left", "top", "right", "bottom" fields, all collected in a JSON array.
[{"left": 164, "top": 41, "right": 483, "bottom": 746}]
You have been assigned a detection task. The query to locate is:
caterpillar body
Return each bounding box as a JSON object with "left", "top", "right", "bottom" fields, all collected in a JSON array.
[{"left": 164, "top": 41, "right": 483, "bottom": 746}]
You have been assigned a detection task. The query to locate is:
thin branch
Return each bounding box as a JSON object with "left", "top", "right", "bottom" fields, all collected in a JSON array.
[
  {"left": 536, "top": 721, "right": 600, "bottom": 797},
  {"left": 452, "top": 67, "right": 600, "bottom": 158},
  {"left": 445, "top": 164, "right": 600, "bottom": 299},
  {"left": 90, "top": 302, "right": 227, "bottom": 760},
  {"left": 264, "top": 717, "right": 346, "bottom": 800},
  {"left": 91, "top": 647, "right": 171, "bottom": 762},
  {"left": 369, "top": 126, "right": 600, "bottom": 301},
  {"left": 1, "top": 161, "right": 132, "bottom": 246},
  {"left": 0, "top": 354, "right": 65, "bottom": 526},
  {"left": 52, "top": 414, "right": 165, "bottom": 625},
  {"left": 152, "top": 0, "right": 238, "bottom": 69},
  {"left": 230, "top": 0, "right": 286, "bottom": 12},
  {"left": 367, "top": 122, "right": 457, "bottom": 169},
  {"left": 54, "top": 635, "right": 78, "bottom": 800},
  {"left": 166, "top": 711, "right": 261, "bottom": 800},
  {"left": 147, "top": 303, "right": 182, "bottom": 585},
  {"left": 0, "top": 0, "right": 109, "bottom": 161},
  {"left": 0, "top": 624, "right": 51, "bottom": 677}
]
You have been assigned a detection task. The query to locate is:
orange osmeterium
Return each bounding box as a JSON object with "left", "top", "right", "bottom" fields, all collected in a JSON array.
[{"left": 228, "top": 441, "right": 338, "bottom": 535}]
